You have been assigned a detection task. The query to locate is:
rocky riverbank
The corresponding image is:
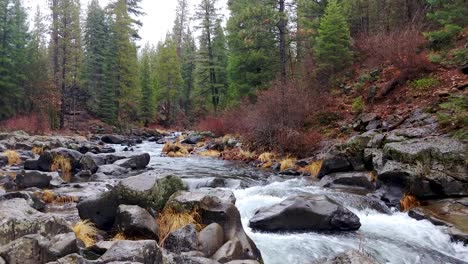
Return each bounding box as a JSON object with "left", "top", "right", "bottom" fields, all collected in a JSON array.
[{"left": 0, "top": 107, "right": 467, "bottom": 264}]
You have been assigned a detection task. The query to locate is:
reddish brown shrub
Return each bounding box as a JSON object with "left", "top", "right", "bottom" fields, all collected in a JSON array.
[
  {"left": 2, "top": 114, "right": 50, "bottom": 135},
  {"left": 198, "top": 81, "right": 326, "bottom": 158},
  {"left": 355, "top": 26, "right": 431, "bottom": 72}
]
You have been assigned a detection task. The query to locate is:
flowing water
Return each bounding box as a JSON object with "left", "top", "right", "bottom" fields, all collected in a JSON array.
[{"left": 115, "top": 141, "right": 468, "bottom": 264}]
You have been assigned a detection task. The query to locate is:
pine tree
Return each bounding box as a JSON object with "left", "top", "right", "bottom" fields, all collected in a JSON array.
[
  {"left": 226, "top": 0, "right": 279, "bottom": 102},
  {"left": 180, "top": 28, "right": 196, "bottom": 117},
  {"left": 154, "top": 38, "right": 183, "bottom": 125},
  {"left": 139, "top": 44, "right": 156, "bottom": 125},
  {"left": 314, "top": 0, "right": 352, "bottom": 75},
  {"left": 0, "top": 0, "right": 29, "bottom": 119},
  {"left": 112, "top": 0, "right": 140, "bottom": 123},
  {"left": 50, "top": 0, "right": 82, "bottom": 129},
  {"left": 194, "top": 0, "right": 226, "bottom": 113}
]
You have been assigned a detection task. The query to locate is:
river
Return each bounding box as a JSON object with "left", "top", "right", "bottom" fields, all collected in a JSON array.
[{"left": 115, "top": 141, "right": 468, "bottom": 264}]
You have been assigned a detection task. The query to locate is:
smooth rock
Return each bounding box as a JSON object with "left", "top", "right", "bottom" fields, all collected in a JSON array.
[
  {"left": 198, "top": 223, "right": 224, "bottom": 257},
  {"left": 101, "top": 135, "right": 125, "bottom": 144},
  {"left": 319, "top": 172, "right": 375, "bottom": 192},
  {"left": 163, "top": 224, "right": 198, "bottom": 254},
  {"left": 97, "top": 240, "right": 162, "bottom": 264},
  {"left": 114, "top": 205, "right": 158, "bottom": 240},
  {"left": 96, "top": 164, "right": 129, "bottom": 176},
  {"left": 212, "top": 238, "right": 243, "bottom": 263},
  {"left": 114, "top": 153, "right": 150, "bottom": 170},
  {"left": 249, "top": 195, "right": 361, "bottom": 232},
  {"left": 320, "top": 250, "right": 380, "bottom": 264},
  {"left": 15, "top": 170, "right": 63, "bottom": 189}
]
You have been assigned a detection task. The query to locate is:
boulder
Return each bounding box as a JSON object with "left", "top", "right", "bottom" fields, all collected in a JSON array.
[
  {"left": 317, "top": 156, "right": 353, "bottom": 179},
  {"left": 97, "top": 240, "right": 162, "bottom": 264},
  {"left": 0, "top": 234, "right": 50, "bottom": 264},
  {"left": 0, "top": 191, "right": 46, "bottom": 211},
  {"left": 50, "top": 148, "right": 83, "bottom": 169},
  {"left": 249, "top": 195, "right": 361, "bottom": 232},
  {"left": 0, "top": 199, "right": 71, "bottom": 246},
  {"left": 47, "top": 253, "right": 90, "bottom": 264},
  {"left": 182, "top": 135, "right": 203, "bottom": 145},
  {"left": 212, "top": 238, "right": 243, "bottom": 263},
  {"left": 163, "top": 253, "right": 220, "bottom": 264},
  {"left": 78, "top": 175, "right": 185, "bottom": 230},
  {"left": 101, "top": 135, "right": 125, "bottom": 144},
  {"left": 15, "top": 170, "right": 63, "bottom": 189},
  {"left": 37, "top": 151, "right": 54, "bottom": 171},
  {"left": 166, "top": 191, "right": 262, "bottom": 263},
  {"left": 114, "top": 153, "right": 150, "bottom": 170},
  {"left": 79, "top": 153, "right": 106, "bottom": 174},
  {"left": 225, "top": 261, "right": 261, "bottom": 264},
  {"left": 0, "top": 156, "right": 7, "bottom": 167},
  {"left": 23, "top": 159, "right": 39, "bottom": 170},
  {"left": 114, "top": 205, "right": 158, "bottom": 240},
  {"left": 319, "top": 172, "right": 375, "bottom": 193},
  {"left": 198, "top": 223, "right": 224, "bottom": 257},
  {"left": 163, "top": 224, "right": 198, "bottom": 254},
  {"left": 320, "top": 250, "right": 380, "bottom": 264},
  {"left": 96, "top": 164, "right": 129, "bottom": 177}
]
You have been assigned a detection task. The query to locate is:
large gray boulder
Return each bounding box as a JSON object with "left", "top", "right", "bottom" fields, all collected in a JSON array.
[
  {"left": 165, "top": 190, "right": 262, "bottom": 263},
  {"left": 319, "top": 172, "right": 375, "bottom": 193},
  {"left": 114, "top": 153, "right": 150, "bottom": 170},
  {"left": 212, "top": 238, "right": 243, "bottom": 263},
  {"left": 101, "top": 135, "right": 125, "bottom": 144},
  {"left": 0, "top": 199, "right": 71, "bottom": 246},
  {"left": 249, "top": 195, "right": 361, "bottom": 232},
  {"left": 163, "top": 224, "right": 198, "bottom": 254},
  {"left": 97, "top": 240, "right": 162, "bottom": 264},
  {"left": 15, "top": 170, "right": 63, "bottom": 189},
  {"left": 77, "top": 174, "right": 185, "bottom": 230},
  {"left": 114, "top": 205, "right": 158, "bottom": 240},
  {"left": 79, "top": 153, "right": 106, "bottom": 174},
  {"left": 198, "top": 223, "right": 224, "bottom": 257},
  {"left": 50, "top": 148, "right": 83, "bottom": 169},
  {"left": 96, "top": 164, "right": 129, "bottom": 177}
]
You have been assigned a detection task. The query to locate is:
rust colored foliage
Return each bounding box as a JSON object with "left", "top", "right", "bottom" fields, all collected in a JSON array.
[{"left": 2, "top": 114, "right": 51, "bottom": 135}]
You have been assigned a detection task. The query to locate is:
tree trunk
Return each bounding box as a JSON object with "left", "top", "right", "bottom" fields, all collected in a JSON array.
[{"left": 278, "top": 0, "right": 287, "bottom": 83}]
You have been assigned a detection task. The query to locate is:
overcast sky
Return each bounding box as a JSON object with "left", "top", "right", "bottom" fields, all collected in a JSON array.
[{"left": 24, "top": 0, "right": 229, "bottom": 46}]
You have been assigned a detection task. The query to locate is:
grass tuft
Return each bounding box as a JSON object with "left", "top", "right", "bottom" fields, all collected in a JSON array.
[
  {"left": 32, "top": 146, "right": 44, "bottom": 156},
  {"left": 157, "top": 206, "right": 204, "bottom": 245},
  {"left": 72, "top": 220, "right": 99, "bottom": 248},
  {"left": 163, "top": 142, "right": 190, "bottom": 157},
  {"left": 369, "top": 170, "right": 378, "bottom": 183},
  {"left": 3, "top": 150, "right": 20, "bottom": 165},
  {"left": 305, "top": 160, "right": 323, "bottom": 177},
  {"left": 198, "top": 150, "right": 221, "bottom": 158},
  {"left": 400, "top": 194, "right": 420, "bottom": 212},
  {"left": 112, "top": 232, "right": 127, "bottom": 241},
  {"left": 258, "top": 152, "right": 275, "bottom": 163},
  {"left": 51, "top": 155, "right": 72, "bottom": 182},
  {"left": 280, "top": 157, "right": 296, "bottom": 171}
]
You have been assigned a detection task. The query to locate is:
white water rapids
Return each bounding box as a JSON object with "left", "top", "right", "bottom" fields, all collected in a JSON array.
[{"left": 118, "top": 141, "right": 468, "bottom": 264}]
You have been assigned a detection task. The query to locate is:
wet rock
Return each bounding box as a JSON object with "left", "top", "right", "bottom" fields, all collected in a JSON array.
[
  {"left": 0, "top": 191, "right": 45, "bottom": 211},
  {"left": 47, "top": 253, "right": 90, "bottom": 264},
  {"left": 317, "top": 156, "right": 353, "bottom": 179},
  {"left": 163, "top": 253, "right": 220, "bottom": 264},
  {"left": 198, "top": 223, "right": 224, "bottom": 257},
  {"left": 97, "top": 240, "right": 162, "bottom": 264},
  {"left": 114, "top": 153, "right": 150, "bottom": 170},
  {"left": 78, "top": 175, "right": 185, "bottom": 230},
  {"left": 15, "top": 170, "right": 63, "bottom": 189},
  {"left": 101, "top": 135, "right": 125, "bottom": 144},
  {"left": 166, "top": 188, "right": 236, "bottom": 211},
  {"left": 320, "top": 250, "right": 379, "bottom": 264},
  {"left": 0, "top": 156, "right": 7, "bottom": 167},
  {"left": 37, "top": 151, "right": 54, "bottom": 171},
  {"left": 166, "top": 191, "right": 262, "bottom": 263},
  {"left": 24, "top": 159, "right": 39, "bottom": 170},
  {"left": 0, "top": 234, "right": 50, "bottom": 264},
  {"left": 319, "top": 172, "right": 375, "bottom": 192},
  {"left": 47, "top": 232, "right": 79, "bottom": 260},
  {"left": 51, "top": 148, "right": 83, "bottom": 169},
  {"left": 0, "top": 199, "right": 71, "bottom": 246},
  {"left": 114, "top": 205, "right": 158, "bottom": 240},
  {"left": 79, "top": 153, "right": 106, "bottom": 174},
  {"left": 182, "top": 134, "right": 204, "bottom": 145},
  {"left": 249, "top": 195, "right": 361, "bottom": 232},
  {"left": 212, "top": 238, "right": 243, "bottom": 263},
  {"left": 327, "top": 193, "right": 391, "bottom": 215},
  {"left": 163, "top": 224, "right": 198, "bottom": 254},
  {"left": 96, "top": 164, "right": 129, "bottom": 177}
]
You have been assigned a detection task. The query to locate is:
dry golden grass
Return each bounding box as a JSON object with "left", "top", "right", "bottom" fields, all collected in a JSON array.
[
  {"left": 280, "top": 157, "right": 296, "bottom": 171},
  {"left": 400, "top": 194, "right": 420, "bottom": 212},
  {"left": 258, "top": 152, "right": 275, "bottom": 163},
  {"left": 198, "top": 150, "right": 221, "bottom": 158},
  {"left": 196, "top": 141, "right": 206, "bottom": 148},
  {"left": 261, "top": 160, "right": 273, "bottom": 169},
  {"left": 305, "top": 160, "right": 323, "bottom": 177},
  {"left": 3, "top": 150, "right": 20, "bottom": 165},
  {"left": 163, "top": 142, "right": 190, "bottom": 157},
  {"left": 39, "top": 190, "right": 56, "bottom": 203},
  {"left": 32, "top": 146, "right": 44, "bottom": 155},
  {"left": 369, "top": 170, "right": 378, "bottom": 183},
  {"left": 239, "top": 150, "right": 257, "bottom": 160},
  {"left": 157, "top": 206, "right": 204, "bottom": 245},
  {"left": 54, "top": 195, "right": 78, "bottom": 204},
  {"left": 112, "top": 232, "right": 127, "bottom": 241},
  {"left": 51, "top": 155, "right": 72, "bottom": 182},
  {"left": 72, "top": 220, "right": 99, "bottom": 248}
]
